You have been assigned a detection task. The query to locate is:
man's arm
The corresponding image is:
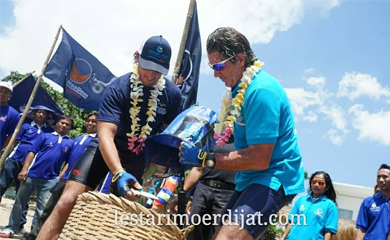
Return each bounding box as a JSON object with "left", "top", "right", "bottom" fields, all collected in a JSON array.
[
  {"left": 215, "top": 143, "right": 274, "bottom": 171},
  {"left": 97, "top": 121, "right": 122, "bottom": 173},
  {"left": 2, "top": 135, "right": 12, "bottom": 149},
  {"left": 183, "top": 167, "right": 204, "bottom": 192},
  {"left": 18, "top": 151, "right": 35, "bottom": 182},
  {"left": 97, "top": 121, "right": 142, "bottom": 200},
  {"left": 355, "top": 229, "right": 365, "bottom": 240},
  {"left": 324, "top": 232, "right": 332, "bottom": 240},
  {"left": 280, "top": 223, "right": 291, "bottom": 240},
  {"left": 58, "top": 163, "right": 69, "bottom": 180}
]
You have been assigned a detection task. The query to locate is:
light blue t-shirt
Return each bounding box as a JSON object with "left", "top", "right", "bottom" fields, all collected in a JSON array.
[
  {"left": 232, "top": 70, "right": 304, "bottom": 195},
  {"left": 286, "top": 194, "right": 339, "bottom": 240}
]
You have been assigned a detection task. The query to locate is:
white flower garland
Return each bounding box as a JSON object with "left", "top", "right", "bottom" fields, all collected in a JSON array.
[
  {"left": 126, "top": 62, "right": 165, "bottom": 154},
  {"left": 213, "top": 61, "right": 263, "bottom": 146}
]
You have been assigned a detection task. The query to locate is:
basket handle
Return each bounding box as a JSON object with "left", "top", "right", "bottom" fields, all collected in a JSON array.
[{"left": 180, "top": 225, "right": 194, "bottom": 239}]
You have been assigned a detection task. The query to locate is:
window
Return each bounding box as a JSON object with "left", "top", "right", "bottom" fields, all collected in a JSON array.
[{"left": 339, "top": 208, "right": 353, "bottom": 219}]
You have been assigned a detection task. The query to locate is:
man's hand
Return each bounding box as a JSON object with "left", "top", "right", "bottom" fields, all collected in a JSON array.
[
  {"left": 18, "top": 169, "right": 28, "bottom": 182},
  {"left": 114, "top": 170, "right": 142, "bottom": 201},
  {"left": 179, "top": 141, "right": 208, "bottom": 167}
]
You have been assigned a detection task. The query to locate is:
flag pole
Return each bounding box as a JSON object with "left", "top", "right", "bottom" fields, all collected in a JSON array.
[
  {"left": 0, "top": 25, "right": 63, "bottom": 171},
  {"left": 171, "top": 0, "right": 196, "bottom": 84}
]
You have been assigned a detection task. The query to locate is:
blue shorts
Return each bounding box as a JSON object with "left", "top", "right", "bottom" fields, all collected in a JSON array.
[{"left": 221, "top": 184, "right": 295, "bottom": 239}]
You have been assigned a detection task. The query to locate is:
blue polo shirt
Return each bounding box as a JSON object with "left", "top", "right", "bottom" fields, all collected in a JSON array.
[
  {"left": 356, "top": 192, "right": 390, "bottom": 240},
  {"left": 0, "top": 105, "right": 20, "bottom": 148},
  {"left": 286, "top": 194, "right": 338, "bottom": 240},
  {"left": 97, "top": 72, "right": 182, "bottom": 167},
  {"left": 232, "top": 70, "right": 304, "bottom": 194},
  {"left": 27, "top": 132, "right": 74, "bottom": 179},
  {"left": 62, "top": 133, "right": 96, "bottom": 180},
  {"left": 8, "top": 121, "right": 53, "bottom": 162}
]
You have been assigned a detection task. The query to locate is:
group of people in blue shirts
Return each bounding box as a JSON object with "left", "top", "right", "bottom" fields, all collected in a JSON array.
[{"left": 0, "top": 82, "right": 102, "bottom": 239}]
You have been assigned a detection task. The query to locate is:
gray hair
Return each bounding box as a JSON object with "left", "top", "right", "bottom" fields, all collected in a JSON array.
[{"left": 206, "top": 27, "right": 257, "bottom": 68}]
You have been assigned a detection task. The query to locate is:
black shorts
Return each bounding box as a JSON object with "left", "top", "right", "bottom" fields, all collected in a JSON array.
[{"left": 68, "top": 146, "right": 145, "bottom": 190}]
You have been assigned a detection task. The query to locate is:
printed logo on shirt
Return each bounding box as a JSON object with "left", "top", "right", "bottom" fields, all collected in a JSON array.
[
  {"left": 370, "top": 203, "right": 380, "bottom": 212},
  {"left": 314, "top": 208, "right": 323, "bottom": 217},
  {"left": 299, "top": 205, "right": 305, "bottom": 211},
  {"left": 156, "top": 102, "right": 167, "bottom": 115},
  {"left": 64, "top": 147, "right": 69, "bottom": 153},
  {"left": 236, "top": 115, "right": 246, "bottom": 127},
  {"left": 49, "top": 142, "right": 54, "bottom": 147},
  {"left": 72, "top": 169, "right": 83, "bottom": 176},
  {"left": 0, "top": 115, "right": 6, "bottom": 121}
]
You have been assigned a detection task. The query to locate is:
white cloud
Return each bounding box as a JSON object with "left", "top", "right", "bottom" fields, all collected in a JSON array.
[
  {"left": 320, "top": 104, "right": 348, "bottom": 145},
  {"left": 337, "top": 72, "right": 390, "bottom": 101},
  {"left": 349, "top": 104, "right": 390, "bottom": 146},
  {"left": 0, "top": 0, "right": 341, "bottom": 79},
  {"left": 286, "top": 75, "right": 349, "bottom": 145},
  {"left": 306, "top": 76, "right": 326, "bottom": 87}
]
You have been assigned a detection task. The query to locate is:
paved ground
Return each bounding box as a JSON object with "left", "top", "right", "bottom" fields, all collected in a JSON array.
[{"left": 0, "top": 197, "right": 34, "bottom": 240}]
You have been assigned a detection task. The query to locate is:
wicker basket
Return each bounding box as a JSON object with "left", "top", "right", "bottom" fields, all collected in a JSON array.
[{"left": 59, "top": 191, "right": 193, "bottom": 240}]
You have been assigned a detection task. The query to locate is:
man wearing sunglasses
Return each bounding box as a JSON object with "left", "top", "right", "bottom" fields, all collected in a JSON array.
[{"left": 179, "top": 27, "right": 305, "bottom": 240}]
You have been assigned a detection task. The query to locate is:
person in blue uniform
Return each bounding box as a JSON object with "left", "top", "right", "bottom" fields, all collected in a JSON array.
[
  {"left": 179, "top": 27, "right": 305, "bottom": 240},
  {"left": 1, "top": 106, "right": 54, "bottom": 201},
  {"left": 0, "top": 105, "right": 54, "bottom": 235},
  {"left": 0, "top": 116, "right": 73, "bottom": 238},
  {"left": 37, "top": 35, "right": 182, "bottom": 240},
  {"left": 22, "top": 112, "right": 98, "bottom": 240},
  {"left": 355, "top": 164, "right": 390, "bottom": 240},
  {"left": 281, "top": 171, "right": 339, "bottom": 240},
  {"left": 0, "top": 81, "right": 20, "bottom": 151}
]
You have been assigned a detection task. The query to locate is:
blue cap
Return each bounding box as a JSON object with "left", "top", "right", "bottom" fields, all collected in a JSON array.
[{"left": 139, "top": 35, "right": 171, "bottom": 75}]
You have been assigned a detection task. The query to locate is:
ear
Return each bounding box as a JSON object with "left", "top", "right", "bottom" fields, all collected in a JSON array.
[{"left": 236, "top": 53, "right": 246, "bottom": 67}]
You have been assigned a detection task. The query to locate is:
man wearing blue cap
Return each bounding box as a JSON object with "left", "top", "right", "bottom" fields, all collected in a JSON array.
[
  {"left": 0, "top": 81, "right": 20, "bottom": 152},
  {"left": 37, "top": 35, "right": 182, "bottom": 240}
]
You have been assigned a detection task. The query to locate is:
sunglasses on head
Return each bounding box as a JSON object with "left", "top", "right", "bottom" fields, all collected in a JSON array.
[
  {"left": 208, "top": 55, "right": 234, "bottom": 71},
  {"left": 311, "top": 180, "right": 325, "bottom": 187}
]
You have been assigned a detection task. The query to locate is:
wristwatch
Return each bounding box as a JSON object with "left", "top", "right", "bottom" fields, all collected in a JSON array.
[{"left": 205, "top": 153, "right": 216, "bottom": 169}]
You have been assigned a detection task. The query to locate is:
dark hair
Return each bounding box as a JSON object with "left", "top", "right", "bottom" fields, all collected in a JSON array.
[
  {"left": 87, "top": 112, "right": 98, "bottom": 119},
  {"left": 378, "top": 164, "right": 390, "bottom": 171},
  {"left": 206, "top": 27, "right": 257, "bottom": 68},
  {"left": 58, "top": 115, "right": 74, "bottom": 129},
  {"left": 309, "top": 171, "right": 337, "bottom": 204}
]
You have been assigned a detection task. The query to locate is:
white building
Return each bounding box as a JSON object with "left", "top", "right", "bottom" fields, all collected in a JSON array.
[{"left": 333, "top": 182, "right": 374, "bottom": 221}]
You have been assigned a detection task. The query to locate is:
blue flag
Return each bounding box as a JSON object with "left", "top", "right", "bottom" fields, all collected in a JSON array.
[
  {"left": 44, "top": 28, "right": 116, "bottom": 110},
  {"left": 177, "top": 2, "right": 201, "bottom": 110},
  {"left": 8, "top": 75, "right": 63, "bottom": 128}
]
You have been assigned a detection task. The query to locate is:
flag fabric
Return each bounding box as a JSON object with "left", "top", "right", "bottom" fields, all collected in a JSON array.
[
  {"left": 177, "top": 2, "right": 202, "bottom": 110},
  {"left": 8, "top": 75, "right": 63, "bottom": 129},
  {"left": 44, "top": 28, "right": 116, "bottom": 110}
]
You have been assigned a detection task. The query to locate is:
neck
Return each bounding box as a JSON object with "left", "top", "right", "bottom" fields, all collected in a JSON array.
[
  {"left": 312, "top": 193, "right": 323, "bottom": 199},
  {"left": 35, "top": 121, "right": 45, "bottom": 126},
  {"left": 381, "top": 190, "right": 390, "bottom": 199}
]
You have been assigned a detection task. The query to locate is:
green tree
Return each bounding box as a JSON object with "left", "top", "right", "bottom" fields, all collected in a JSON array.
[{"left": 1, "top": 71, "right": 93, "bottom": 138}]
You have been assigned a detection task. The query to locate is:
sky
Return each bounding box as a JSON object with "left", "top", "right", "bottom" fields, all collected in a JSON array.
[{"left": 0, "top": 0, "right": 389, "bottom": 188}]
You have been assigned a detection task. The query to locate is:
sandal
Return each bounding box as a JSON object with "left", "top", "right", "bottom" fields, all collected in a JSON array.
[{"left": 0, "top": 229, "right": 14, "bottom": 238}]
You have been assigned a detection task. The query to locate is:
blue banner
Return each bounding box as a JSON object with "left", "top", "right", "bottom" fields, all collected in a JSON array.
[
  {"left": 44, "top": 28, "right": 116, "bottom": 110},
  {"left": 177, "top": 2, "right": 202, "bottom": 110},
  {"left": 8, "top": 75, "right": 63, "bottom": 128}
]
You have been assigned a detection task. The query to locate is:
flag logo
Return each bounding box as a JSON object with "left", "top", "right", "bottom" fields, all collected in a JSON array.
[{"left": 70, "top": 58, "right": 92, "bottom": 83}]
